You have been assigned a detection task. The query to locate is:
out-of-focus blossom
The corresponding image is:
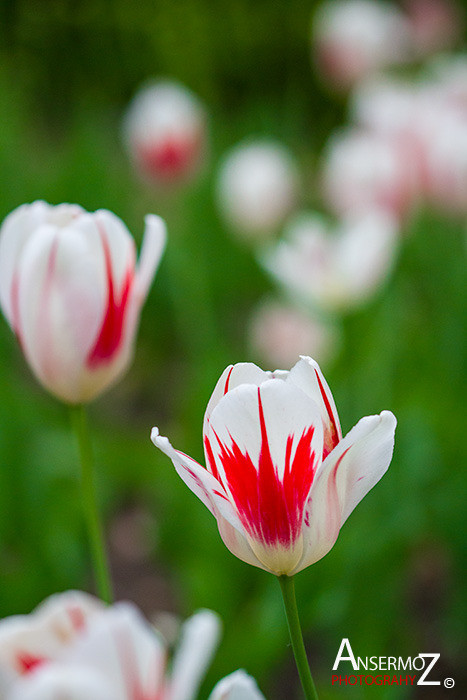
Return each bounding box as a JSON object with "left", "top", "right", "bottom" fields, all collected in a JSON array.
[
  {"left": 217, "top": 141, "right": 299, "bottom": 239},
  {"left": 123, "top": 80, "right": 207, "bottom": 185},
  {"left": 0, "top": 201, "right": 166, "bottom": 404},
  {"left": 0, "top": 591, "right": 103, "bottom": 690},
  {"left": 312, "top": 0, "right": 411, "bottom": 90},
  {"left": 403, "top": 0, "right": 462, "bottom": 57},
  {"left": 424, "top": 54, "right": 467, "bottom": 114},
  {"left": 248, "top": 298, "right": 339, "bottom": 369},
  {"left": 322, "top": 128, "right": 419, "bottom": 220},
  {"left": 262, "top": 211, "right": 399, "bottom": 314},
  {"left": 1, "top": 594, "right": 255, "bottom": 700},
  {"left": 152, "top": 356, "right": 396, "bottom": 576}
]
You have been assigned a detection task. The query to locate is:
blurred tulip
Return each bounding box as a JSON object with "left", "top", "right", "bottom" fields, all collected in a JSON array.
[
  {"left": 152, "top": 356, "right": 396, "bottom": 576},
  {"left": 0, "top": 201, "right": 166, "bottom": 404},
  {"left": 262, "top": 211, "right": 399, "bottom": 314},
  {"left": 424, "top": 110, "right": 467, "bottom": 214},
  {"left": 313, "top": 0, "right": 411, "bottom": 90},
  {"left": 0, "top": 591, "right": 103, "bottom": 689},
  {"left": 1, "top": 595, "right": 242, "bottom": 700},
  {"left": 209, "top": 670, "right": 265, "bottom": 700},
  {"left": 403, "top": 0, "right": 462, "bottom": 57},
  {"left": 123, "top": 80, "right": 207, "bottom": 185},
  {"left": 248, "top": 298, "right": 339, "bottom": 369},
  {"left": 217, "top": 141, "right": 299, "bottom": 239},
  {"left": 322, "top": 128, "right": 419, "bottom": 219}
]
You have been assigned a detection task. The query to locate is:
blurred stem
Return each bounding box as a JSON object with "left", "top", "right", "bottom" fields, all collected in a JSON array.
[
  {"left": 69, "top": 404, "right": 113, "bottom": 603},
  {"left": 278, "top": 575, "right": 319, "bottom": 700}
]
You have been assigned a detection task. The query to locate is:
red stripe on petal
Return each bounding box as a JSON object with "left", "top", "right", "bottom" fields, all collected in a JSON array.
[
  {"left": 87, "top": 230, "right": 134, "bottom": 369},
  {"left": 224, "top": 366, "right": 234, "bottom": 394},
  {"left": 314, "top": 368, "right": 341, "bottom": 459},
  {"left": 213, "top": 388, "right": 318, "bottom": 549},
  {"left": 17, "top": 653, "right": 46, "bottom": 674}
]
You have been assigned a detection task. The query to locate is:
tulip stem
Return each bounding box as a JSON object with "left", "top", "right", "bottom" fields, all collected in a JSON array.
[
  {"left": 69, "top": 404, "right": 113, "bottom": 604},
  {"left": 278, "top": 575, "right": 319, "bottom": 700}
]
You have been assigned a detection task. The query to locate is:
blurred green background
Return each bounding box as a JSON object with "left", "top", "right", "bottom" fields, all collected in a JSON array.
[{"left": 0, "top": 1, "right": 465, "bottom": 698}]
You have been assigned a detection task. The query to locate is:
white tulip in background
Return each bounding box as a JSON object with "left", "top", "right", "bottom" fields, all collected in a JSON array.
[
  {"left": 0, "top": 201, "right": 166, "bottom": 404},
  {"left": 217, "top": 141, "right": 299, "bottom": 239},
  {"left": 152, "top": 356, "right": 396, "bottom": 576},
  {"left": 262, "top": 211, "right": 399, "bottom": 314},
  {"left": 248, "top": 298, "right": 339, "bottom": 370},
  {"left": 0, "top": 593, "right": 264, "bottom": 700},
  {"left": 322, "top": 128, "right": 419, "bottom": 220},
  {"left": 123, "top": 80, "right": 207, "bottom": 185},
  {"left": 312, "top": 0, "right": 411, "bottom": 90}
]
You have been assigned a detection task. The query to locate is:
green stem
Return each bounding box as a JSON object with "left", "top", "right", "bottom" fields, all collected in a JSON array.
[
  {"left": 69, "top": 404, "right": 113, "bottom": 603},
  {"left": 278, "top": 575, "right": 319, "bottom": 700}
]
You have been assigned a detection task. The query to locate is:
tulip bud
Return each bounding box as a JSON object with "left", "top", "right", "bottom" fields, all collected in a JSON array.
[
  {"left": 0, "top": 201, "right": 166, "bottom": 404},
  {"left": 217, "top": 141, "right": 299, "bottom": 240},
  {"left": 123, "top": 80, "right": 207, "bottom": 185}
]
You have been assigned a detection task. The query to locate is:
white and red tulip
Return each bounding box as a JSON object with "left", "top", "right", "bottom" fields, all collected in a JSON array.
[
  {"left": 0, "top": 201, "right": 166, "bottom": 404},
  {"left": 263, "top": 211, "right": 399, "bottom": 314},
  {"left": 151, "top": 357, "right": 396, "bottom": 576},
  {"left": 0, "top": 593, "right": 260, "bottom": 700},
  {"left": 217, "top": 141, "right": 299, "bottom": 239},
  {"left": 123, "top": 80, "right": 207, "bottom": 185}
]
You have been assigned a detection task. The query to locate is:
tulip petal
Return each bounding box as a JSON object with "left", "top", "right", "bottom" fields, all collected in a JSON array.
[
  {"left": 62, "top": 603, "right": 165, "bottom": 700},
  {"left": 203, "top": 363, "right": 271, "bottom": 434},
  {"left": 6, "top": 665, "right": 114, "bottom": 700},
  {"left": 208, "top": 670, "right": 266, "bottom": 700},
  {"left": 287, "top": 356, "right": 342, "bottom": 458},
  {"left": 294, "top": 410, "right": 396, "bottom": 573},
  {"left": 151, "top": 429, "right": 267, "bottom": 570},
  {"left": 135, "top": 215, "right": 167, "bottom": 301},
  {"left": 168, "top": 610, "right": 221, "bottom": 700}
]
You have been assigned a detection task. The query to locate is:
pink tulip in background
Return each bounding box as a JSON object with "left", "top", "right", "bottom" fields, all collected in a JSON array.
[
  {"left": 312, "top": 0, "right": 411, "bottom": 90},
  {"left": 217, "top": 141, "right": 299, "bottom": 239},
  {"left": 123, "top": 80, "right": 207, "bottom": 185},
  {"left": 152, "top": 357, "right": 396, "bottom": 576},
  {"left": 248, "top": 299, "right": 339, "bottom": 370},
  {"left": 403, "top": 0, "right": 462, "bottom": 57},
  {"left": 0, "top": 201, "right": 166, "bottom": 404},
  {"left": 0, "top": 592, "right": 264, "bottom": 700},
  {"left": 322, "top": 127, "right": 419, "bottom": 220}
]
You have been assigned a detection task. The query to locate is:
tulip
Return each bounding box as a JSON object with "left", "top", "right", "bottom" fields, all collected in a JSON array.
[
  {"left": 151, "top": 356, "right": 396, "bottom": 577},
  {"left": 217, "top": 141, "right": 299, "bottom": 239},
  {"left": 0, "top": 593, "right": 264, "bottom": 700},
  {"left": 123, "top": 80, "right": 207, "bottom": 185},
  {"left": 322, "top": 128, "right": 419, "bottom": 220},
  {"left": 313, "top": 0, "right": 411, "bottom": 90},
  {"left": 0, "top": 201, "right": 166, "bottom": 404},
  {"left": 248, "top": 298, "right": 339, "bottom": 369},
  {"left": 262, "top": 211, "right": 399, "bottom": 314}
]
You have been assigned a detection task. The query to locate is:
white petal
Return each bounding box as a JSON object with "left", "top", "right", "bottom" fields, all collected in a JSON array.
[
  {"left": 6, "top": 665, "right": 114, "bottom": 700},
  {"left": 168, "top": 610, "right": 221, "bottom": 700},
  {"left": 0, "top": 201, "right": 51, "bottom": 325},
  {"left": 134, "top": 215, "right": 166, "bottom": 301},
  {"left": 151, "top": 429, "right": 267, "bottom": 571},
  {"left": 294, "top": 410, "right": 396, "bottom": 573},
  {"left": 92, "top": 210, "right": 136, "bottom": 291},
  {"left": 63, "top": 603, "right": 165, "bottom": 700},
  {"left": 208, "top": 670, "right": 266, "bottom": 700},
  {"left": 203, "top": 363, "right": 272, "bottom": 435},
  {"left": 287, "top": 356, "right": 342, "bottom": 456},
  {"left": 16, "top": 225, "right": 105, "bottom": 402}
]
